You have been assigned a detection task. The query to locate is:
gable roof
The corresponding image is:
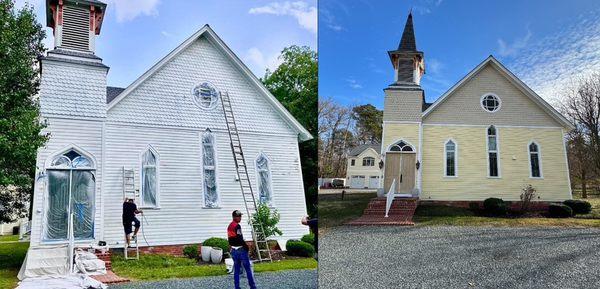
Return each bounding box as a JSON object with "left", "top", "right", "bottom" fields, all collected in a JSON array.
[
  {"left": 348, "top": 143, "right": 381, "bottom": 156},
  {"left": 422, "top": 56, "right": 575, "bottom": 130},
  {"left": 106, "top": 25, "right": 312, "bottom": 141}
]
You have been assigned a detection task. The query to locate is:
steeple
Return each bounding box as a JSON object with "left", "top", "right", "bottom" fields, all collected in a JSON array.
[
  {"left": 46, "top": 0, "right": 107, "bottom": 53},
  {"left": 398, "top": 12, "right": 417, "bottom": 51},
  {"left": 388, "top": 12, "right": 425, "bottom": 86}
]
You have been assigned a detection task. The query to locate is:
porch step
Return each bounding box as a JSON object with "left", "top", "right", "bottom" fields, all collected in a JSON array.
[{"left": 347, "top": 197, "right": 418, "bottom": 226}]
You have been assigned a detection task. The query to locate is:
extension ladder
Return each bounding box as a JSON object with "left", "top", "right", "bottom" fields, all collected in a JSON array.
[
  {"left": 220, "top": 91, "right": 273, "bottom": 263},
  {"left": 122, "top": 167, "right": 140, "bottom": 260}
]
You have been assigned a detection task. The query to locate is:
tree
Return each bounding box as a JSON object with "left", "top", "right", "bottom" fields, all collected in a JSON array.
[
  {"left": 567, "top": 127, "right": 592, "bottom": 198},
  {"left": 351, "top": 104, "right": 382, "bottom": 144},
  {"left": 0, "top": 0, "right": 47, "bottom": 223},
  {"left": 252, "top": 203, "right": 282, "bottom": 239},
  {"left": 262, "top": 45, "right": 317, "bottom": 217}
]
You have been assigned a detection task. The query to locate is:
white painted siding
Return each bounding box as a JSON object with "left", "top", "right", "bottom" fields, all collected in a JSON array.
[
  {"left": 30, "top": 117, "right": 104, "bottom": 246},
  {"left": 102, "top": 123, "right": 308, "bottom": 247},
  {"left": 107, "top": 36, "right": 293, "bottom": 136}
]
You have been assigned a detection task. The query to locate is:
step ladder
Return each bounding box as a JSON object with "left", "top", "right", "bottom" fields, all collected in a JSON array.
[
  {"left": 122, "top": 167, "right": 139, "bottom": 260},
  {"left": 220, "top": 91, "right": 272, "bottom": 263}
]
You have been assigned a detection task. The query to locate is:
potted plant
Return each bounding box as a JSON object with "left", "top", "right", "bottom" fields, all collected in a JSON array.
[
  {"left": 200, "top": 245, "right": 212, "bottom": 262},
  {"left": 211, "top": 247, "right": 223, "bottom": 263}
]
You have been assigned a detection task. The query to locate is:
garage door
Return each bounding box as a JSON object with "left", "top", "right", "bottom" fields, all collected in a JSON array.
[
  {"left": 368, "top": 176, "right": 379, "bottom": 188},
  {"left": 350, "top": 176, "right": 365, "bottom": 188}
]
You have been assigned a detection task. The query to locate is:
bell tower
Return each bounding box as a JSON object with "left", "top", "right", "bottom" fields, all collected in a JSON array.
[
  {"left": 46, "top": 0, "right": 107, "bottom": 53},
  {"left": 388, "top": 12, "right": 425, "bottom": 86}
]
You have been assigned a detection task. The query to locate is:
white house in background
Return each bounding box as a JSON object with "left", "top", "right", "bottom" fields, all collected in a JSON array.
[
  {"left": 346, "top": 144, "right": 382, "bottom": 189},
  {"left": 29, "top": 0, "right": 311, "bottom": 249}
]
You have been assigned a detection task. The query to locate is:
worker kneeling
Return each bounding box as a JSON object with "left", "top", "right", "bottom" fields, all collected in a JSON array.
[{"left": 122, "top": 198, "right": 142, "bottom": 247}]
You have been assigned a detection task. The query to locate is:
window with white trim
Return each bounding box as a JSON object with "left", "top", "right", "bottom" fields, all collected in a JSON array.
[
  {"left": 529, "top": 142, "right": 541, "bottom": 178},
  {"left": 141, "top": 149, "right": 158, "bottom": 207},
  {"left": 481, "top": 94, "right": 501, "bottom": 112},
  {"left": 487, "top": 126, "right": 499, "bottom": 177},
  {"left": 445, "top": 140, "right": 456, "bottom": 177},
  {"left": 256, "top": 152, "right": 273, "bottom": 206},
  {"left": 351, "top": 159, "right": 355, "bottom": 166},
  {"left": 362, "top": 157, "right": 375, "bottom": 166},
  {"left": 192, "top": 82, "right": 220, "bottom": 110},
  {"left": 389, "top": 141, "right": 413, "bottom": 152},
  {"left": 202, "top": 129, "right": 219, "bottom": 208}
]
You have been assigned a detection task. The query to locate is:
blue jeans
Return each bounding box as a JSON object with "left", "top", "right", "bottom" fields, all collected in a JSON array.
[{"left": 232, "top": 248, "right": 256, "bottom": 289}]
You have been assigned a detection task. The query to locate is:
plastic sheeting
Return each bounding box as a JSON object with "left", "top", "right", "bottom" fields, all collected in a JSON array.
[
  {"left": 18, "top": 245, "right": 69, "bottom": 280},
  {"left": 142, "top": 150, "right": 157, "bottom": 207},
  {"left": 15, "top": 275, "right": 106, "bottom": 289},
  {"left": 203, "top": 131, "right": 219, "bottom": 208},
  {"left": 256, "top": 154, "right": 272, "bottom": 205},
  {"left": 74, "top": 250, "right": 106, "bottom": 276}
]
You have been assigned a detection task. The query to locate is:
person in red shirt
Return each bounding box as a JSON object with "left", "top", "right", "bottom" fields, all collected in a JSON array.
[{"left": 227, "top": 210, "right": 256, "bottom": 289}]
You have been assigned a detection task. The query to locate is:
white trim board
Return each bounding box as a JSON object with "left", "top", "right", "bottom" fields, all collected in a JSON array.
[
  {"left": 421, "top": 56, "right": 574, "bottom": 130},
  {"left": 106, "top": 25, "right": 312, "bottom": 142}
]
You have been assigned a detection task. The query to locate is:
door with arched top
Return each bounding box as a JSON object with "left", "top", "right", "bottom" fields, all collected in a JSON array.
[{"left": 383, "top": 141, "right": 416, "bottom": 194}]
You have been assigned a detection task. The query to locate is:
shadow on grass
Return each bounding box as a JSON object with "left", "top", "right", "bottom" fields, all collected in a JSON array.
[{"left": 318, "top": 192, "right": 376, "bottom": 231}]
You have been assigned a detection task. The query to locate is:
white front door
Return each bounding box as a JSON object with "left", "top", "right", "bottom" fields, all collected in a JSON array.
[
  {"left": 369, "top": 176, "right": 379, "bottom": 188},
  {"left": 350, "top": 175, "right": 365, "bottom": 188}
]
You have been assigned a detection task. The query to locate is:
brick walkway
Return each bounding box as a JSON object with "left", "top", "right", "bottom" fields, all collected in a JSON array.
[
  {"left": 347, "top": 197, "right": 417, "bottom": 225},
  {"left": 91, "top": 270, "right": 130, "bottom": 284}
]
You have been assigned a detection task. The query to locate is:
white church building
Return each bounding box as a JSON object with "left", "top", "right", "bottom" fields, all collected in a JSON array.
[{"left": 29, "top": 0, "right": 311, "bottom": 249}]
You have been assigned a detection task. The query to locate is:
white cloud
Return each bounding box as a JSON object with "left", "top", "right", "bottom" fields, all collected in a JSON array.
[
  {"left": 508, "top": 11, "right": 600, "bottom": 104},
  {"left": 249, "top": 1, "right": 317, "bottom": 34},
  {"left": 245, "top": 47, "right": 283, "bottom": 76},
  {"left": 346, "top": 78, "right": 363, "bottom": 89},
  {"left": 497, "top": 28, "right": 532, "bottom": 57},
  {"left": 105, "top": 0, "right": 160, "bottom": 23},
  {"left": 428, "top": 58, "right": 444, "bottom": 74},
  {"left": 161, "top": 31, "right": 172, "bottom": 37}
]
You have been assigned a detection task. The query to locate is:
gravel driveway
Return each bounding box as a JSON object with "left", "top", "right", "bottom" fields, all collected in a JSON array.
[
  {"left": 319, "top": 226, "right": 600, "bottom": 289},
  {"left": 111, "top": 269, "right": 316, "bottom": 289}
]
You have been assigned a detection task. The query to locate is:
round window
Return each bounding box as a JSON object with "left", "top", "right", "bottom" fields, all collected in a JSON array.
[
  {"left": 481, "top": 94, "right": 501, "bottom": 112},
  {"left": 192, "top": 82, "right": 220, "bottom": 110}
]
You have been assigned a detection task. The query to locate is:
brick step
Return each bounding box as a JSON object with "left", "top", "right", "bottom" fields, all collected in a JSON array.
[
  {"left": 347, "top": 197, "right": 418, "bottom": 226},
  {"left": 363, "top": 209, "right": 416, "bottom": 215},
  {"left": 91, "top": 270, "right": 130, "bottom": 284}
]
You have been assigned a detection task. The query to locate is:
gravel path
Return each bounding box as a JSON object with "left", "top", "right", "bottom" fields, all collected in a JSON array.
[
  {"left": 110, "top": 269, "right": 316, "bottom": 289},
  {"left": 319, "top": 226, "right": 600, "bottom": 289}
]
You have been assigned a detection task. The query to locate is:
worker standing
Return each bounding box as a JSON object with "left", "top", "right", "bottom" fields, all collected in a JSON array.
[{"left": 227, "top": 210, "right": 257, "bottom": 289}]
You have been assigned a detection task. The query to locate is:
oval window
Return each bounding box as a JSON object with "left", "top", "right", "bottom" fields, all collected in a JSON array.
[
  {"left": 481, "top": 94, "right": 501, "bottom": 112},
  {"left": 192, "top": 82, "right": 220, "bottom": 110}
]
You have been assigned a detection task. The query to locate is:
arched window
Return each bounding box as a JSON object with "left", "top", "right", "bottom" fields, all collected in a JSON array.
[
  {"left": 256, "top": 152, "right": 273, "bottom": 206},
  {"left": 529, "top": 142, "right": 542, "bottom": 178},
  {"left": 202, "top": 129, "right": 219, "bottom": 208},
  {"left": 45, "top": 148, "right": 95, "bottom": 240},
  {"left": 487, "top": 126, "right": 499, "bottom": 177},
  {"left": 445, "top": 140, "right": 457, "bottom": 177},
  {"left": 389, "top": 140, "right": 414, "bottom": 152},
  {"left": 362, "top": 157, "right": 375, "bottom": 166},
  {"left": 141, "top": 148, "right": 158, "bottom": 207}
]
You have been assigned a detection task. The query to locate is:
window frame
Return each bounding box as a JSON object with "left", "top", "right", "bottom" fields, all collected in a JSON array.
[
  {"left": 528, "top": 141, "right": 543, "bottom": 179},
  {"left": 480, "top": 93, "right": 502, "bottom": 113},
  {"left": 444, "top": 139, "right": 458, "bottom": 178},
  {"left": 486, "top": 125, "right": 501, "bottom": 178},
  {"left": 362, "top": 157, "right": 375, "bottom": 167},
  {"left": 139, "top": 145, "right": 160, "bottom": 209},
  {"left": 351, "top": 159, "right": 355, "bottom": 166},
  {"left": 255, "top": 151, "right": 275, "bottom": 207},
  {"left": 201, "top": 129, "right": 220, "bottom": 208},
  {"left": 191, "top": 82, "right": 221, "bottom": 110},
  {"left": 43, "top": 145, "right": 97, "bottom": 243}
]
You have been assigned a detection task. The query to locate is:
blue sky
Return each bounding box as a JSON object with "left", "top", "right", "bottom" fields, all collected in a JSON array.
[
  {"left": 15, "top": 0, "right": 317, "bottom": 88},
  {"left": 320, "top": 0, "right": 600, "bottom": 109}
]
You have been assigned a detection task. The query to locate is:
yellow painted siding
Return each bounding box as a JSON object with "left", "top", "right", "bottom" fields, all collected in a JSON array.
[
  {"left": 382, "top": 123, "right": 420, "bottom": 153},
  {"left": 421, "top": 125, "right": 570, "bottom": 201}
]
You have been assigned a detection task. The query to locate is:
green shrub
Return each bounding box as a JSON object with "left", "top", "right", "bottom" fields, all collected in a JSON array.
[
  {"left": 301, "top": 233, "right": 315, "bottom": 246},
  {"left": 563, "top": 200, "right": 592, "bottom": 215},
  {"left": 286, "top": 240, "right": 315, "bottom": 257},
  {"left": 202, "top": 237, "right": 229, "bottom": 253},
  {"left": 483, "top": 198, "right": 507, "bottom": 216},
  {"left": 183, "top": 245, "right": 198, "bottom": 259},
  {"left": 548, "top": 203, "right": 573, "bottom": 218},
  {"left": 252, "top": 203, "right": 283, "bottom": 238},
  {"left": 468, "top": 202, "right": 480, "bottom": 212}
]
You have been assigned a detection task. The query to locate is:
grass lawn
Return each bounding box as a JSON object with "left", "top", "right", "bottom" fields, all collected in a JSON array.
[
  {"left": 0, "top": 235, "right": 19, "bottom": 243},
  {"left": 0, "top": 240, "right": 29, "bottom": 289},
  {"left": 318, "top": 192, "right": 376, "bottom": 231},
  {"left": 111, "top": 254, "right": 317, "bottom": 281}
]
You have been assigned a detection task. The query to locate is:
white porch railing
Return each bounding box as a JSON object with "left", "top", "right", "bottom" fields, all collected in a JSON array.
[
  {"left": 385, "top": 179, "right": 397, "bottom": 218},
  {"left": 19, "top": 219, "right": 31, "bottom": 240}
]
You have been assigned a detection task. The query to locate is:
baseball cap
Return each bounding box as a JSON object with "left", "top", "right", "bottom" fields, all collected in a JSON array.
[{"left": 232, "top": 210, "right": 243, "bottom": 217}]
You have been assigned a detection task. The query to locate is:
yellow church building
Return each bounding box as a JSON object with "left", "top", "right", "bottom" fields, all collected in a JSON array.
[{"left": 381, "top": 13, "right": 574, "bottom": 202}]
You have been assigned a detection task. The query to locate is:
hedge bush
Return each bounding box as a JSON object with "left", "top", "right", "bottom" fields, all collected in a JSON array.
[
  {"left": 483, "top": 198, "right": 507, "bottom": 216},
  {"left": 286, "top": 240, "right": 315, "bottom": 257},
  {"left": 563, "top": 200, "right": 592, "bottom": 215},
  {"left": 203, "top": 237, "right": 229, "bottom": 253},
  {"left": 183, "top": 245, "right": 198, "bottom": 259},
  {"left": 301, "top": 233, "right": 315, "bottom": 246},
  {"left": 548, "top": 203, "right": 573, "bottom": 218}
]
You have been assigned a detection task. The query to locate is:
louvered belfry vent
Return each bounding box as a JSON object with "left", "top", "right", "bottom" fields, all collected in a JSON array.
[{"left": 61, "top": 5, "right": 90, "bottom": 51}]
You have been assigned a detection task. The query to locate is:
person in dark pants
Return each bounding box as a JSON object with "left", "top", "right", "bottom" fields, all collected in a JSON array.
[
  {"left": 122, "top": 198, "right": 142, "bottom": 247},
  {"left": 302, "top": 216, "right": 318, "bottom": 260},
  {"left": 227, "top": 210, "right": 257, "bottom": 289}
]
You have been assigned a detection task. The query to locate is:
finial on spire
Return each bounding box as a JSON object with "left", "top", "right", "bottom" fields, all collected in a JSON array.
[{"left": 398, "top": 12, "right": 417, "bottom": 51}]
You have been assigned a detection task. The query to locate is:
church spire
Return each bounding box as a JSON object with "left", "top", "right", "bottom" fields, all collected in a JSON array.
[{"left": 398, "top": 12, "right": 417, "bottom": 51}]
